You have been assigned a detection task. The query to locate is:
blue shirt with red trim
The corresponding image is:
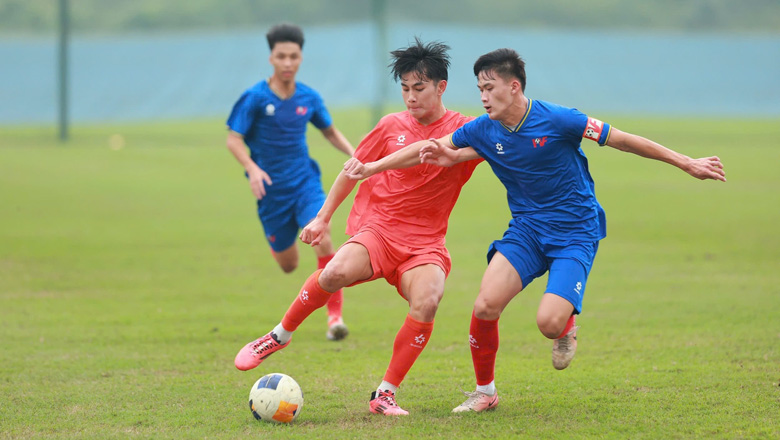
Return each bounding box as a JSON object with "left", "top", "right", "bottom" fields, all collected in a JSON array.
[
  {"left": 227, "top": 80, "right": 332, "bottom": 194},
  {"left": 451, "top": 99, "right": 611, "bottom": 244}
]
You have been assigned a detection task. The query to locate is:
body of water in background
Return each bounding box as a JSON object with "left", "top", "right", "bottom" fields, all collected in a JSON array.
[{"left": 2, "top": 22, "right": 779, "bottom": 124}]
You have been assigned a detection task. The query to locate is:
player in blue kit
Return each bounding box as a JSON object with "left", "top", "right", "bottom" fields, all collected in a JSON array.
[
  {"left": 400, "top": 48, "right": 725, "bottom": 412},
  {"left": 226, "top": 23, "right": 355, "bottom": 341}
]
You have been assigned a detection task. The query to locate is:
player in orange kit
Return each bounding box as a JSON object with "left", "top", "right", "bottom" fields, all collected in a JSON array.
[{"left": 234, "top": 38, "right": 481, "bottom": 415}]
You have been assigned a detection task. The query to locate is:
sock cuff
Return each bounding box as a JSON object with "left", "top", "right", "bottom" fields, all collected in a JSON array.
[
  {"left": 405, "top": 314, "right": 434, "bottom": 333},
  {"left": 306, "top": 269, "right": 329, "bottom": 294},
  {"left": 556, "top": 314, "right": 576, "bottom": 339},
  {"left": 317, "top": 254, "right": 335, "bottom": 269},
  {"left": 472, "top": 310, "right": 499, "bottom": 324}
]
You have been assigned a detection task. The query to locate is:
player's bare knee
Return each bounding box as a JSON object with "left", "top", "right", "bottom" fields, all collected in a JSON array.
[
  {"left": 319, "top": 264, "right": 348, "bottom": 291},
  {"left": 410, "top": 293, "right": 441, "bottom": 319},
  {"left": 473, "top": 296, "right": 501, "bottom": 320},
  {"left": 279, "top": 261, "right": 298, "bottom": 274},
  {"left": 313, "top": 239, "right": 333, "bottom": 256},
  {"left": 536, "top": 315, "right": 565, "bottom": 339}
]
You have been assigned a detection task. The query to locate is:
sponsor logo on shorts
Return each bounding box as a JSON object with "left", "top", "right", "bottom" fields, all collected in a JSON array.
[{"left": 574, "top": 281, "right": 583, "bottom": 296}]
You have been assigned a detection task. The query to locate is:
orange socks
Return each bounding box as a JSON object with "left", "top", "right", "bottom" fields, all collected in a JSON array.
[
  {"left": 557, "top": 314, "right": 575, "bottom": 339},
  {"left": 318, "top": 255, "right": 343, "bottom": 323},
  {"left": 469, "top": 311, "right": 499, "bottom": 386},
  {"left": 383, "top": 314, "right": 434, "bottom": 386},
  {"left": 281, "top": 269, "right": 332, "bottom": 331}
]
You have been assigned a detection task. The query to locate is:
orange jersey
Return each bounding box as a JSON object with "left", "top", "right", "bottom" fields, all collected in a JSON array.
[{"left": 347, "top": 110, "right": 480, "bottom": 247}]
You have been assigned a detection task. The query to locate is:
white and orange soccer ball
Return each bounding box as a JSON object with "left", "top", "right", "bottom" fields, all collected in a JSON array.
[{"left": 248, "top": 373, "right": 304, "bottom": 424}]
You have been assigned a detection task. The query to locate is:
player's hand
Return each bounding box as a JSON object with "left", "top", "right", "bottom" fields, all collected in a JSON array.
[
  {"left": 685, "top": 156, "right": 726, "bottom": 182},
  {"left": 248, "top": 166, "right": 273, "bottom": 200},
  {"left": 420, "top": 138, "right": 458, "bottom": 167},
  {"left": 300, "top": 217, "right": 329, "bottom": 246},
  {"left": 343, "top": 157, "right": 377, "bottom": 180}
]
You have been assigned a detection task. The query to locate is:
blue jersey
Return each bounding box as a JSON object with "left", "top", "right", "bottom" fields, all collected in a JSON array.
[
  {"left": 227, "top": 80, "right": 332, "bottom": 194},
  {"left": 452, "top": 99, "right": 612, "bottom": 245}
]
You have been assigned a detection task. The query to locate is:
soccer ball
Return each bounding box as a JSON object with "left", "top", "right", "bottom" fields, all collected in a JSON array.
[{"left": 248, "top": 373, "right": 304, "bottom": 424}]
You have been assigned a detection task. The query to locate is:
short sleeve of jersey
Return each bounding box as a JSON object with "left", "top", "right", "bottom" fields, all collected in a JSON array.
[
  {"left": 451, "top": 117, "right": 482, "bottom": 149},
  {"left": 353, "top": 119, "right": 389, "bottom": 164},
  {"left": 556, "top": 107, "right": 612, "bottom": 146},
  {"left": 226, "top": 91, "right": 258, "bottom": 136},
  {"left": 308, "top": 91, "right": 332, "bottom": 130}
]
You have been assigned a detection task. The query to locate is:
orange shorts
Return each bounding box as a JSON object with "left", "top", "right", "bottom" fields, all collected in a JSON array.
[{"left": 343, "top": 228, "right": 452, "bottom": 298}]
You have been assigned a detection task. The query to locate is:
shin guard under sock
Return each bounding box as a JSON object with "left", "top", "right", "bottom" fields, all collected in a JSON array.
[
  {"left": 382, "top": 314, "right": 434, "bottom": 386},
  {"left": 469, "top": 310, "right": 499, "bottom": 386},
  {"left": 281, "top": 269, "right": 332, "bottom": 331}
]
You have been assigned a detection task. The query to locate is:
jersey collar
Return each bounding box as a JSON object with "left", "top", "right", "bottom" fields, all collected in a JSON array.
[{"left": 499, "top": 98, "right": 533, "bottom": 133}]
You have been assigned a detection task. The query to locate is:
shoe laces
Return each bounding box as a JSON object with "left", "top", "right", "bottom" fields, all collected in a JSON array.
[
  {"left": 376, "top": 390, "right": 400, "bottom": 407},
  {"left": 555, "top": 326, "right": 579, "bottom": 351},
  {"left": 251, "top": 335, "right": 278, "bottom": 355}
]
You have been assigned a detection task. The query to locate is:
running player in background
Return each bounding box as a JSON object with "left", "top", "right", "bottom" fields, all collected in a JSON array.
[
  {"left": 226, "top": 23, "right": 354, "bottom": 341},
  {"left": 416, "top": 48, "right": 726, "bottom": 413},
  {"left": 234, "top": 38, "right": 482, "bottom": 416}
]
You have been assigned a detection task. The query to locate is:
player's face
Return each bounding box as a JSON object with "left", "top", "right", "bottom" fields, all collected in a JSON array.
[
  {"left": 269, "top": 42, "right": 302, "bottom": 83},
  {"left": 477, "top": 70, "right": 517, "bottom": 122},
  {"left": 400, "top": 72, "right": 446, "bottom": 125}
]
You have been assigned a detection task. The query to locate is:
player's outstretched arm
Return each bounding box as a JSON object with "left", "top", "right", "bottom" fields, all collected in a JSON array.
[
  {"left": 226, "top": 130, "right": 273, "bottom": 199},
  {"left": 342, "top": 157, "right": 375, "bottom": 180},
  {"left": 320, "top": 126, "right": 356, "bottom": 157},
  {"left": 342, "top": 135, "right": 452, "bottom": 180},
  {"left": 300, "top": 170, "right": 358, "bottom": 246},
  {"left": 605, "top": 128, "right": 726, "bottom": 182},
  {"left": 420, "top": 137, "right": 480, "bottom": 167}
]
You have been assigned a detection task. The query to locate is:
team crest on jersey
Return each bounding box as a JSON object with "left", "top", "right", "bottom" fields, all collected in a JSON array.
[
  {"left": 265, "top": 104, "right": 275, "bottom": 116},
  {"left": 583, "top": 117, "right": 604, "bottom": 141},
  {"left": 396, "top": 134, "right": 406, "bottom": 146},
  {"left": 296, "top": 106, "right": 308, "bottom": 116},
  {"left": 532, "top": 136, "right": 548, "bottom": 148}
]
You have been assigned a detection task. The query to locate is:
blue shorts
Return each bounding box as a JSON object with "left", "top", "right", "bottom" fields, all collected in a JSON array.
[
  {"left": 487, "top": 223, "right": 599, "bottom": 314},
  {"left": 256, "top": 187, "right": 326, "bottom": 252}
]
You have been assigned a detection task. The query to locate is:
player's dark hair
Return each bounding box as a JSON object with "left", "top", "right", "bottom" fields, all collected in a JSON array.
[
  {"left": 473, "top": 48, "right": 526, "bottom": 91},
  {"left": 389, "top": 37, "right": 450, "bottom": 83},
  {"left": 266, "top": 23, "right": 304, "bottom": 50}
]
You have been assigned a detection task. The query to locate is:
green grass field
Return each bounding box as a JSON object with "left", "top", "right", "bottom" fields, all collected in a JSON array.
[{"left": 1, "top": 113, "right": 778, "bottom": 439}]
